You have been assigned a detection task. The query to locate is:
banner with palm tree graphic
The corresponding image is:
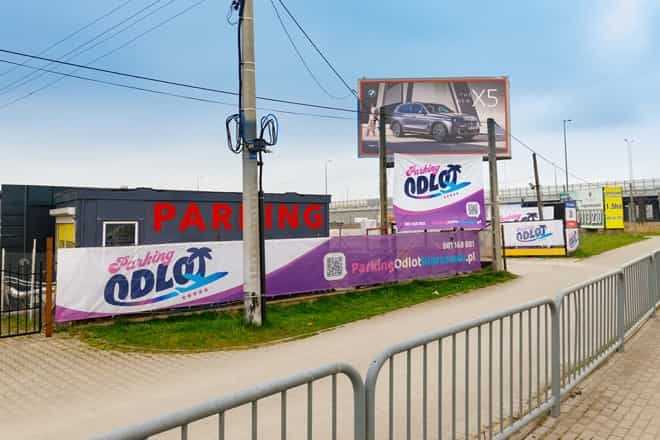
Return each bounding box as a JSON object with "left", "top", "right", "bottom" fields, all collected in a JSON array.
[{"left": 393, "top": 154, "right": 486, "bottom": 231}]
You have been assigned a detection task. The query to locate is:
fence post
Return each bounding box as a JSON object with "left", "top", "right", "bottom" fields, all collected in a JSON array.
[
  {"left": 650, "top": 255, "right": 657, "bottom": 318},
  {"left": 617, "top": 270, "right": 625, "bottom": 353},
  {"left": 551, "top": 300, "right": 561, "bottom": 417},
  {"left": 44, "top": 237, "right": 54, "bottom": 337}
]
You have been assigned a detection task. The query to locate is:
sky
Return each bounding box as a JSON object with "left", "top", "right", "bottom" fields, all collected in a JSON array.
[{"left": 0, "top": 0, "right": 658, "bottom": 200}]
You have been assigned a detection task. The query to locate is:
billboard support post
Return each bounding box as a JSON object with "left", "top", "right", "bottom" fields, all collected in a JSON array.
[
  {"left": 240, "top": 0, "right": 263, "bottom": 326},
  {"left": 533, "top": 153, "right": 544, "bottom": 220},
  {"left": 378, "top": 106, "right": 388, "bottom": 234},
  {"left": 488, "top": 118, "right": 504, "bottom": 271}
]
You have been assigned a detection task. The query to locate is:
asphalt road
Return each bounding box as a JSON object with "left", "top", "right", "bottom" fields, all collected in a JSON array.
[{"left": 1, "top": 237, "right": 659, "bottom": 439}]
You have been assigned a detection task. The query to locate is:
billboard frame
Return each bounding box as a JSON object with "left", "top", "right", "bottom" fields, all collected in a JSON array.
[{"left": 357, "top": 76, "right": 511, "bottom": 160}]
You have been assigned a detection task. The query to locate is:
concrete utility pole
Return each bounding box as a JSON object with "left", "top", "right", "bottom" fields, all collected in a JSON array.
[
  {"left": 533, "top": 153, "right": 544, "bottom": 220},
  {"left": 625, "top": 138, "right": 637, "bottom": 225},
  {"left": 488, "top": 118, "right": 504, "bottom": 271},
  {"left": 324, "top": 160, "right": 332, "bottom": 194},
  {"left": 378, "top": 106, "right": 388, "bottom": 234},
  {"left": 562, "top": 119, "right": 572, "bottom": 192},
  {"left": 240, "top": 0, "right": 262, "bottom": 326}
]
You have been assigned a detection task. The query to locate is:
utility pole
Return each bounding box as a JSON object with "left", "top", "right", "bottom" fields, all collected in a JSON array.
[
  {"left": 532, "top": 153, "right": 544, "bottom": 220},
  {"left": 488, "top": 118, "right": 504, "bottom": 271},
  {"left": 324, "top": 160, "right": 332, "bottom": 194},
  {"left": 625, "top": 138, "right": 637, "bottom": 225},
  {"left": 378, "top": 106, "right": 388, "bottom": 234},
  {"left": 562, "top": 119, "right": 572, "bottom": 192},
  {"left": 240, "top": 0, "right": 262, "bottom": 326}
]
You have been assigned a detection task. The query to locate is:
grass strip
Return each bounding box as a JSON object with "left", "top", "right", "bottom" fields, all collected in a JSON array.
[{"left": 65, "top": 269, "right": 516, "bottom": 352}]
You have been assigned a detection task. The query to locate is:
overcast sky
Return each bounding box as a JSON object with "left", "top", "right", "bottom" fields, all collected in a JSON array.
[{"left": 0, "top": 0, "right": 658, "bottom": 200}]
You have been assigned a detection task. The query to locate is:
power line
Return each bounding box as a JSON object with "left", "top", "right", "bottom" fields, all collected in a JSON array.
[
  {"left": 0, "top": 0, "right": 138, "bottom": 79},
  {"left": 0, "top": 0, "right": 213, "bottom": 110},
  {"left": 275, "top": 0, "right": 357, "bottom": 99},
  {"left": 268, "top": 0, "right": 350, "bottom": 100},
  {"left": 509, "top": 132, "right": 589, "bottom": 184},
  {"left": 0, "top": 47, "right": 358, "bottom": 113},
  {"left": 0, "top": 0, "right": 174, "bottom": 97},
  {"left": 0, "top": 58, "right": 353, "bottom": 120}
]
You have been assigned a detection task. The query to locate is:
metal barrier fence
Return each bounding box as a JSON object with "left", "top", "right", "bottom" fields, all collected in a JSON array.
[
  {"left": 365, "top": 299, "right": 556, "bottom": 440},
  {"left": 94, "top": 363, "right": 365, "bottom": 440},
  {"left": 95, "top": 250, "right": 660, "bottom": 440}
]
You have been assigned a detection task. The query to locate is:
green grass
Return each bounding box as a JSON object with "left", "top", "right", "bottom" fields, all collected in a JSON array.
[
  {"left": 65, "top": 269, "right": 516, "bottom": 352},
  {"left": 573, "top": 230, "right": 649, "bottom": 258}
]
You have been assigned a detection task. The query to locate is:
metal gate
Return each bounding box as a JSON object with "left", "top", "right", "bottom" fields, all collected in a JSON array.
[{"left": 0, "top": 264, "right": 43, "bottom": 337}]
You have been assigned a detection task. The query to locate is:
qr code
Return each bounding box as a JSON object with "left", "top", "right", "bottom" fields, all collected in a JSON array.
[
  {"left": 466, "top": 202, "right": 481, "bottom": 218},
  {"left": 323, "top": 252, "right": 347, "bottom": 281}
]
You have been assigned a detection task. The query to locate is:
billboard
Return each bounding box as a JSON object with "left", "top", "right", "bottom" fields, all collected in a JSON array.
[
  {"left": 603, "top": 186, "right": 625, "bottom": 229},
  {"left": 503, "top": 219, "right": 567, "bottom": 257},
  {"left": 575, "top": 187, "right": 604, "bottom": 229},
  {"left": 393, "top": 154, "right": 485, "bottom": 231},
  {"left": 55, "top": 231, "right": 481, "bottom": 322},
  {"left": 358, "top": 77, "right": 510, "bottom": 159}
]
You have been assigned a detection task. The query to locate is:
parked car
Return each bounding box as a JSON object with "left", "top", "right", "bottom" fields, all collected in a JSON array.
[{"left": 389, "top": 102, "right": 480, "bottom": 142}]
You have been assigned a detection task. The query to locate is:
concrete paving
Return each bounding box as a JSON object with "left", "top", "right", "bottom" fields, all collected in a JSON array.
[
  {"left": 525, "top": 318, "right": 660, "bottom": 440},
  {"left": 1, "top": 237, "right": 659, "bottom": 439}
]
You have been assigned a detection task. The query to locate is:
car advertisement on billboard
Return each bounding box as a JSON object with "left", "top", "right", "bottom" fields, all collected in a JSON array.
[
  {"left": 393, "top": 153, "right": 485, "bottom": 231},
  {"left": 358, "top": 77, "right": 511, "bottom": 159},
  {"left": 603, "top": 186, "right": 625, "bottom": 230}
]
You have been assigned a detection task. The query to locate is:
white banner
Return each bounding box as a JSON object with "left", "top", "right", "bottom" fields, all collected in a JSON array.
[
  {"left": 565, "top": 228, "right": 580, "bottom": 254},
  {"left": 575, "top": 186, "right": 604, "bottom": 229},
  {"left": 502, "top": 219, "right": 566, "bottom": 249},
  {"left": 393, "top": 154, "right": 485, "bottom": 230},
  {"left": 55, "top": 238, "right": 325, "bottom": 321}
]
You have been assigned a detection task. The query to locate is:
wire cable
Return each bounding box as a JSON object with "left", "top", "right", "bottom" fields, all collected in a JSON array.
[
  {"left": 0, "top": 47, "right": 359, "bottom": 113},
  {"left": 0, "top": 0, "right": 173, "bottom": 97},
  {"left": 0, "top": 0, "right": 213, "bottom": 110},
  {"left": 0, "top": 57, "right": 353, "bottom": 120},
  {"left": 275, "top": 0, "right": 357, "bottom": 98},
  {"left": 0, "top": 0, "right": 138, "bottom": 79},
  {"left": 269, "top": 0, "right": 350, "bottom": 100}
]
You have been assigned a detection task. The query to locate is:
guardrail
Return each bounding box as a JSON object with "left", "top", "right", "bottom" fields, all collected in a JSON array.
[
  {"left": 365, "top": 299, "right": 556, "bottom": 440},
  {"left": 93, "top": 363, "right": 365, "bottom": 440},
  {"left": 95, "top": 249, "right": 660, "bottom": 440}
]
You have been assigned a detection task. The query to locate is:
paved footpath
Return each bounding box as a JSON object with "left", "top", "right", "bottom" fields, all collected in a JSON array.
[
  {"left": 1, "top": 237, "right": 659, "bottom": 439},
  {"left": 525, "top": 317, "right": 660, "bottom": 440}
]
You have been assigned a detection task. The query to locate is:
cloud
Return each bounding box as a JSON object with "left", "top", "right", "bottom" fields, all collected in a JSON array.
[{"left": 587, "top": 0, "right": 656, "bottom": 64}]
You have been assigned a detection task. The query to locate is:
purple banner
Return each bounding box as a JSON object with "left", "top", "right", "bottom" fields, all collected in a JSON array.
[{"left": 56, "top": 231, "right": 481, "bottom": 322}]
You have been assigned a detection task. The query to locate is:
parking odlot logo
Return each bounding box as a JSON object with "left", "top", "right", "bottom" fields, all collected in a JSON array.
[
  {"left": 403, "top": 163, "right": 471, "bottom": 200},
  {"left": 104, "top": 247, "right": 228, "bottom": 307}
]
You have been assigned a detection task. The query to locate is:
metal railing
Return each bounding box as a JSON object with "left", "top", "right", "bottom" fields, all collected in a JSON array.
[
  {"left": 94, "top": 363, "right": 365, "bottom": 440},
  {"left": 95, "top": 249, "right": 660, "bottom": 440},
  {"left": 365, "top": 299, "right": 556, "bottom": 440}
]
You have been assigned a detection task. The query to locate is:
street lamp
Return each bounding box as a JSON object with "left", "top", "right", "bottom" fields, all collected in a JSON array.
[
  {"left": 624, "top": 138, "right": 636, "bottom": 224},
  {"left": 324, "top": 160, "right": 332, "bottom": 195},
  {"left": 562, "top": 119, "right": 573, "bottom": 192}
]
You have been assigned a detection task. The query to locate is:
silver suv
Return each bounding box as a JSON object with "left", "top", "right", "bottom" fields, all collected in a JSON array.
[{"left": 389, "top": 102, "right": 480, "bottom": 142}]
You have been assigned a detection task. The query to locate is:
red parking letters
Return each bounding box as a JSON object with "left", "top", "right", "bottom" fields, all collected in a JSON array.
[
  {"left": 179, "top": 202, "right": 206, "bottom": 232},
  {"left": 153, "top": 202, "right": 176, "bottom": 232},
  {"left": 278, "top": 204, "right": 299, "bottom": 229},
  {"left": 303, "top": 204, "right": 323, "bottom": 229},
  {"left": 265, "top": 203, "right": 273, "bottom": 229},
  {"left": 212, "top": 203, "right": 233, "bottom": 230}
]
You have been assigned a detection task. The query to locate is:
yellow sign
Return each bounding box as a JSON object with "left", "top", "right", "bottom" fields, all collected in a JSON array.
[
  {"left": 603, "top": 186, "right": 624, "bottom": 229},
  {"left": 504, "top": 247, "right": 566, "bottom": 257}
]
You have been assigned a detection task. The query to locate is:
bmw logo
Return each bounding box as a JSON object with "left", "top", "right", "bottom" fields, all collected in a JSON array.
[{"left": 367, "top": 89, "right": 376, "bottom": 97}]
